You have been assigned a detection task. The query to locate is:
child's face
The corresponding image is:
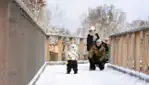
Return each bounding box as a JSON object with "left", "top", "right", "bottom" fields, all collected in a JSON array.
[
  {"left": 70, "top": 39, "right": 74, "bottom": 43},
  {"left": 96, "top": 42, "right": 101, "bottom": 46}
]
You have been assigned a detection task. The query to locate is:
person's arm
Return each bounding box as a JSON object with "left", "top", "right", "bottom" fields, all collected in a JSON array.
[
  {"left": 96, "top": 33, "right": 100, "bottom": 39},
  {"left": 95, "top": 33, "right": 100, "bottom": 42},
  {"left": 88, "top": 47, "right": 95, "bottom": 59},
  {"left": 87, "top": 34, "right": 90, "bottom": 45},
  {"left": 99, "top": 47, "right": 106, "bottom": 61}
]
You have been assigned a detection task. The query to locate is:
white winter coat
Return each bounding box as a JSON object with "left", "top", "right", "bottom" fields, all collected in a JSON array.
[{"left": 67, "top": 43, "right": 79, "bottom": 60}]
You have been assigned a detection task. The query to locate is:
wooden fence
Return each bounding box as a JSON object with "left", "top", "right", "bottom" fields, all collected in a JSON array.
[
  {"left": 46, "top": 36, "right": 88, "bottom": 61},
  {"left": 110, "top": 26, "right": 149, "bottom": 75}
]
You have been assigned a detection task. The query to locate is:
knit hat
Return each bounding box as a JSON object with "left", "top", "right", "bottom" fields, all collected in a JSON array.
[{"left": 96, "top": 39, "right": 102, "bottom": 43}]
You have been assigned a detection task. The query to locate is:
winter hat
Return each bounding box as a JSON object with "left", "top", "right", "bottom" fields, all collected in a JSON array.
[{"left": 96, "top": 39, "right": 102, "bottom": 43}]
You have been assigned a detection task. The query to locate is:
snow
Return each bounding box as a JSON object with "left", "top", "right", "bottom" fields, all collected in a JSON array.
[
  {"left": 48, "top": 60, "right": 88, "bottom": 65},
  {"left": 107, "top": 63, "right": 149, "bottom": 82},
  {"left": 35, "top": 63, "right": 149, "bottom": 85}
]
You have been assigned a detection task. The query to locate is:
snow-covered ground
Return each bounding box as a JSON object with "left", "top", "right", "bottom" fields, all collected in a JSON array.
[{"left": 35, "top": 64, "right": 149, "bottom": 85}]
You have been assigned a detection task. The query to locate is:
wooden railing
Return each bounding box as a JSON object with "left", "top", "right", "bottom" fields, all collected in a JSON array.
[
  {"left": 46, "top": 36, "right": 87, "bottom": 61},
  {"left": 110, "top": 26, "right": 149, "bottom": 75}
]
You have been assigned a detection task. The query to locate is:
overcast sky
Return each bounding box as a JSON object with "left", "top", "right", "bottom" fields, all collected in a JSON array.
[{"left": 45, "top": 0, "right": 149, "bottom": 33}]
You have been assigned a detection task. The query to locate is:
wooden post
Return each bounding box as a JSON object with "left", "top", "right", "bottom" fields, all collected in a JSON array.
[
  {"left": 135, "top": 32, "right": 141, "bottom": 71},
  {"left": 58, "top": 36, "right": 62, "bottom": 61},
  {"left": 79, "top": 38, "right": 84, "bottom": 60},
  {"left": 45, "top": 35, "right": 50, "bottom": 61}
]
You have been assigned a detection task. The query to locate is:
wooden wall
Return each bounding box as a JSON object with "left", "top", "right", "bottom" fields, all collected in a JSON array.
[{"left": 110, "top": 28, "right": 149, "bottom": 75}]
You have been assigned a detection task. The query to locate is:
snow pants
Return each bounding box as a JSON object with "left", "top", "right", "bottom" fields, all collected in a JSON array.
[
  {"left": 66, "top": 60, "right": 78, "bottom": 74},
  {"left": 88, "top": 57, "right": 105, "bottom": 70}
]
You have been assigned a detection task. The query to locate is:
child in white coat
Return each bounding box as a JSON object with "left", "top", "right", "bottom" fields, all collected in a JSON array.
[{"left": 66, "top": 42, "right": 79, "bottom": 74}]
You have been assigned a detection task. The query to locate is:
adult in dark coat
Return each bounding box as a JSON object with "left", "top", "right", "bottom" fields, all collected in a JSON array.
[{"left": 87, "top": 30, "right": 94, "bottom": 51}]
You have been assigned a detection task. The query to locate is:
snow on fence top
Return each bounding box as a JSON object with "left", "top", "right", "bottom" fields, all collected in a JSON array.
[
  {"left": 15, "top": 0, "right": 47, "bottom": 34},
  {"left": 110, "top": 26, "right": 149, "bottom": 37}
]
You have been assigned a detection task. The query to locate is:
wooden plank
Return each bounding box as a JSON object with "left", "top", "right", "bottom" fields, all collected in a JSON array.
[
  {"left": 126, "top": 34, "right": 129, "bottom": 68},
  {"left": 110, "top": 37, "right": 114, "bottom": 64},
  {"left": 128, "top": 33, "right": 135, "bottom": 70},
  {"left": 125, "top": 34, "right": 129, "bottom": 68},
  {"left": 123, "top": 34, "right": 128, "bottom": 68},
  {"left": 111, "top": 37, "right": 115, "bottom": 64},
  {"left": 127, "top": 33, "right": 133, "bottom": 69},
  {"left": 131, "top": 33, "right": 136, "bottom": 70},
  {"left": 118, "top": 36, "right": 121, "bottom": 66},
  {"left": 135, "top": 32, "right": 141, "bottom": 71},
  {"left": 113, "top": 37, "right": 116, "bottom": 64},
  {"left": 115, "top": 37, "right": 119, "bottom": 65},
  {"left": 117, "top": 37, "right": 121, "bottom": 66},
  {"left": 119, "top": 36, "right": 123, "bottom": 66},
  {"left": 128, "top": 34, "right": 131, "bottom": 69},
  {"left": 121, "top": 35, "right": 125, "bottom": 67},
  {"left": 147, "top": 30, "right": 149, "bottom": 74},
  {"left": 127, "top": 34, "right": 131, "bottom": 69},
  {"left": 143, "top": 30, "right": 149, "bottom": 74},
  {"left": 142, "top": 31, "right": 147, "bottom": 72}
]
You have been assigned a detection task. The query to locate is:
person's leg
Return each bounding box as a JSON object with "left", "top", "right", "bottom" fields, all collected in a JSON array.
[
  {"left": 91, "top": 63, "right": 96, "bottom": 70},
  {"left": 89, "top": 60, "right": 96, "bottom": 70},
  {"left": 72, "top": 60, "right": 78, "bottom": 74},
  {"left": 66, "top": 60, "right": 71, "bottom": 74},
  {"left": 88, "top": 57, "right": 94, "bottom": 70}
]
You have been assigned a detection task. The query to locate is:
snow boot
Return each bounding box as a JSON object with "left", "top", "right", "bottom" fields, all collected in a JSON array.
[
  {"left": 98, "top": 62, "right": 105, "bottom": 71},
  {"left": 89, "top": 63, "right": 96, "bottom": 70}
]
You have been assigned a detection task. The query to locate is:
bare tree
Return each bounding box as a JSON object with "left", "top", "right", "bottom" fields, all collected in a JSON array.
[
  {"left": 46, "top": 4, "right": 67, "bottom": 27},
  {"left": 82, "top": 5, "right": 126, "bottom": 38},
  {"left": 65, "top": 29, "right": 71, "bottom": 35},
  {"left": 59, "top": 28, "right": 71, "bottom": 35}
]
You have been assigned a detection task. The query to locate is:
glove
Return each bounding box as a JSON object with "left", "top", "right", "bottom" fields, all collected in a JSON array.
[
  {"left": 67, "top": 57, "right": 70, "bottom": 60},
  {"left": 65, "top": 61, "right": 68, "bottom": 65}
]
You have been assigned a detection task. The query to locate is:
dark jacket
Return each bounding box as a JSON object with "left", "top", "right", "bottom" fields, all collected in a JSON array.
[
  {"left": 87, "top": 34, "right": 94, "bottom": 51},
  {"left": 87, "top": 34, "right": 93, "bottom": 45},
  {"left": 88, "top": 45, "right": 106, "bottom": 63}
]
